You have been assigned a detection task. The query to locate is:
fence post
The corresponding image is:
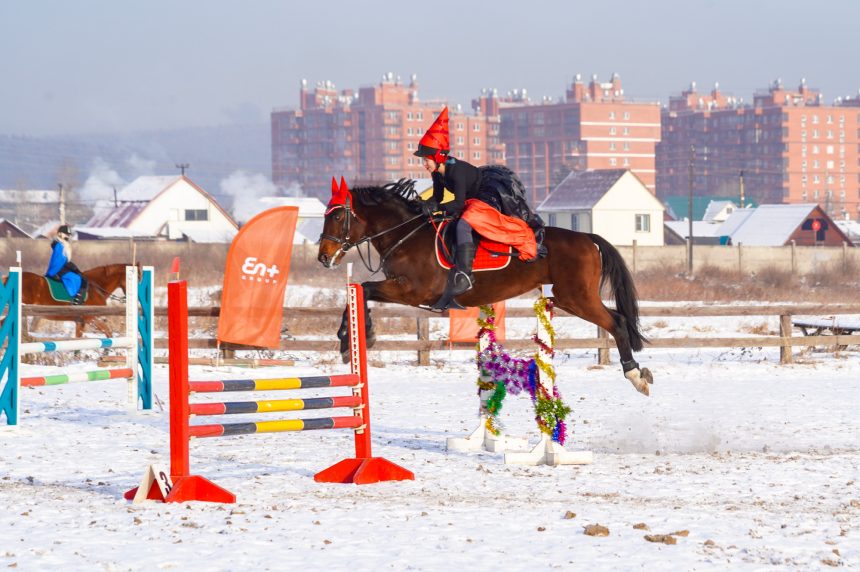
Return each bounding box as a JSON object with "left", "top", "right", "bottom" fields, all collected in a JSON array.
[
  {"left": 631, "top": 240, "right": 637, "bottom": 274},
  {"left": 790, "top": 240, "right": 797, "bottom": 276},
  {"left": 737, "top": 242, "right": 743, "bottom": 275},
  {"left": 597, "top": 326, "right": 610, "bottom": 365},
  {"left": 779, "top": 313, "right": 793, "bottom": 364},
  {"left": 416, "top": 316, "right": 430, "bottom": 366}
]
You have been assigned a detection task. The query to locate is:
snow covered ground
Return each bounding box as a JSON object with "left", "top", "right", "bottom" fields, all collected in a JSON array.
[{"left": 1, "top": 309, "right": 859, "bottom": 570}]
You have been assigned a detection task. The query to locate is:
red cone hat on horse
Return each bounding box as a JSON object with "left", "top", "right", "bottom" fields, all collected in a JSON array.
[{"left": 413, "top": 107, "right": 449, "bottom": 165}]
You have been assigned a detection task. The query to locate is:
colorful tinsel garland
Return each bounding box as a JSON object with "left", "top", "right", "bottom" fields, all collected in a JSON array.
[{"left": 474, "top": 300, "right": 571, "bottom": 444}]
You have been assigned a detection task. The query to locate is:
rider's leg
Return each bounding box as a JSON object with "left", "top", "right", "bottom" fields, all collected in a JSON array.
[
  {"left": 72, "top": 275, "right": 87, "bottom": 305},
  {"left": 431, "top": 218, "right": 477, "bottom": 311}
]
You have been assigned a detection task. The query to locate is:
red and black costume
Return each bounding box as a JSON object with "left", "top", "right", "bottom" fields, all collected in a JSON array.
[{"left": 415, "top": 107, "right": 538, "bottom": 311}]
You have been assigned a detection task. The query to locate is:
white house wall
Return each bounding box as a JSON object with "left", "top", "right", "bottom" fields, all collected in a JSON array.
[
  {"left": 127, "top": 180, "right": 236, "bottom": 237},
  {"left": 592, "top": 172, "right": 664, "bottom": 246}
]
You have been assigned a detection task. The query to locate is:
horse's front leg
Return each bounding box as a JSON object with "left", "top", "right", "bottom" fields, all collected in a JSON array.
[
  {"left": 336, "top": 278, "right": 418, "bottom": 363},
  {"left": 336, "top": 302, "right": 374, "bottom": 362}
]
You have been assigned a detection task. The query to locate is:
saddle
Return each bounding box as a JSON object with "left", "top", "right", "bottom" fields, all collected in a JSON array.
[
  {"left": 434, "top": 221, "right": 512, "bottom": 271},
  {"left": 43, "top": 276, "right": 87, "bottom": 304}
]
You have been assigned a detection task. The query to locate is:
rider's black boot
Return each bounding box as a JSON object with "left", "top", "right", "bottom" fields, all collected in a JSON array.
[{"left": 431, "top": 243, "right": 477, "bottom": 311}]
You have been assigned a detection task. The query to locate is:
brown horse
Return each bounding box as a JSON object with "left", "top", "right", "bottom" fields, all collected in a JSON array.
[
  {"left": 317, "top": 180, "right": 653, "bottom": 396},
  {"left": 20, "top": 263, "right": 137, "bottom": 337}
]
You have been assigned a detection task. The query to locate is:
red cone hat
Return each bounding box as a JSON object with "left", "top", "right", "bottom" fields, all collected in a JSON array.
[{"left": 414, "top": 107, "right": 449, "bottom": 159}]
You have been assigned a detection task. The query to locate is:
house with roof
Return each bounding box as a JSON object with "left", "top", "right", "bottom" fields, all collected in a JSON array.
[
  {"left": 80, "top": 175, "right": 238, "bottom": 243},
  {"left": 0, "top": 219, "right": 31, "bottom": 239},
  {"left": 664, "top": 199, "right": 743, "bottom": 245},
  {"left": 715, "top": 204, "right": 853, "bottom": 246},
  {"left": 536, "top": 170, "right": 664, "bottom": 245},
  {"left": 255, "top": 196, "right": 327, "bottom": 244}
]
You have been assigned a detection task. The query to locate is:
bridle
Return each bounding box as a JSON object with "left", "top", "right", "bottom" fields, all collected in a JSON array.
[{"left": 319, "top": 198, "right": 438, "bottom": 274}]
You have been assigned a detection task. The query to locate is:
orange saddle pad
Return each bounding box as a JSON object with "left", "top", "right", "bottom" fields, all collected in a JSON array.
[{"left": 434, "top": 221, "right": 512, "bottom": 271}]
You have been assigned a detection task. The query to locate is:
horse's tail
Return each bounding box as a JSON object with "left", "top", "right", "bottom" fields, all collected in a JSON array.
[{"left": 588, "top": 233, "right": 646, "bottom": 352}]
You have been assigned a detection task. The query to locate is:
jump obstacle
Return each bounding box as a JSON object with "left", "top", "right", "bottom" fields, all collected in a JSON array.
[
  {"left": 0, "top": 266, "right": 154, "bottom": 426},
  {"left": 126, "top": 278, "right": 413, "bottom": 504},
  {"left": 448, "top": 284, "right": 593, "bottom": 466}
]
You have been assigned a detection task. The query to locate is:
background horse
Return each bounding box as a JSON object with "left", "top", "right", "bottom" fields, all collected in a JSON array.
[
  {"left": 19, "top": 263, "right": 138, "bottom": 337},
  {"left": 317, "top": 181, "right": 653, "bottom": 396}
]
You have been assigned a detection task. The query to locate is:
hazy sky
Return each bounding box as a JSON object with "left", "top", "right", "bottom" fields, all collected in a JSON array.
[{"left": 2, "top": 0, "right": 858, "bottom": 136}]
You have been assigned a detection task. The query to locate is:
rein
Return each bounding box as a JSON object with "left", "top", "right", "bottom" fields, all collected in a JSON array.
[{"left": 321, "top": 202, "right": 445, "bottom": 274}]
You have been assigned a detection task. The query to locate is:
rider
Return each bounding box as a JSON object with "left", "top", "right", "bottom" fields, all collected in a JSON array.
[
  {"left": 414, "top": 107, "right": 539, "bottom": 311},
  {"left": 45, "top": 224, "right": 88, "bottom": 304}
]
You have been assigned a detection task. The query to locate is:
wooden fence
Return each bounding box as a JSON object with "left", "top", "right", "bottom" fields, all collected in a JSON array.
[{"left": 22, "top": 303, "right": 860, "bottom": 366}]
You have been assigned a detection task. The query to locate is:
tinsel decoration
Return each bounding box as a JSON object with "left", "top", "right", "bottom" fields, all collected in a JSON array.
[{"left": 471, "top": 300, "right": 572, "bottom": 444}]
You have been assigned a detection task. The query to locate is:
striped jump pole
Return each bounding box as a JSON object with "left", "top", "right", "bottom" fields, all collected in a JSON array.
[
  {"left": 125, "top": 279, "right": 412, "bottom": 504},
  {"left": 0, "top": 266, "right": 154, "bottom": 426}
]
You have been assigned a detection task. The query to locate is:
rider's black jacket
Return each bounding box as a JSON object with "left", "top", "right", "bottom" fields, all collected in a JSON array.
[{"left": 430, "top": 158, "right": 482, "bottom": 217}]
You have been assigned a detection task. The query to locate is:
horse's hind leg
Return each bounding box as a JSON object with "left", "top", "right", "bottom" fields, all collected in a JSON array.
[{"left": 554, "top": 290, "right": 652, "bottom": 396}]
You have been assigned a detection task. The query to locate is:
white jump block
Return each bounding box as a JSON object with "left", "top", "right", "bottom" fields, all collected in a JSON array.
[
  {"left": 446, "top": 416, "right": 528, "bottom": 453},
  {"left": 504, "top": 435, "right": 593, "bottom": 466}
]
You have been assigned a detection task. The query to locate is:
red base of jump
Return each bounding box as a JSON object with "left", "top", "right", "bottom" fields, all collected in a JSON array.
[
  {"left": 124, "top": 475, "right": 236, "bottom": 504},
  {"left": 314, "top": 457, "right": 415, "bottom": 484}
]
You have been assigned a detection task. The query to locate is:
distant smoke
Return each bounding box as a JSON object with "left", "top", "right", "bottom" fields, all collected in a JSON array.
[
  {"left": 220, "top": 170, "right": 280, "bottom": 223},
  {"left": 78, "top": 158, "right": 125, "bottom": 203},
  {"left": 125, "top": 153, "right": 156, "bottom": 175},
  {"left": 78, "top": 154, "right": 161, "bottom": 203}
]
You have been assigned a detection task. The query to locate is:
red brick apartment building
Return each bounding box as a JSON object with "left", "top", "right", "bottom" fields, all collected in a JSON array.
[
  {"left": 499, "top": 74, "right": 662, "bottom": 204},
  {"left": 658, "top": 79, "right": 860, "bottom": 221},
  {"left": 271, "top": 73, "right": 504, "bottom": 199}
]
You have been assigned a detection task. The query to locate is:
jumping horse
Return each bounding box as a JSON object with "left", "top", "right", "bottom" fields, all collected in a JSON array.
[
  {"left": 17, "top": 263, "right": 138, "bottom": 338},
  {"left": 317, "top": 180, "right": 653, "bottom": 396}
]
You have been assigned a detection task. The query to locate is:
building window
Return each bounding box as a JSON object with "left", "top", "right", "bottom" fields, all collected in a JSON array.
[
  {"left": 609, "top": 127, "right": 616, "bottom": 135},
  {"left": 609, "top": 142, "right": 616, "bottom": 150},
  {"left": 623, "top": 112, "right": 630, "bottom": 120},
  {"left": 609, "top": 158, "right": 617, "bottom": 166},
  {"left": 473, "top": 123, "right": 481, "bottom": 132},
  {"left": 635, "top": 214, "right": 650, "bottom": 232},
  {"left": 473, "top": 137, "right": 480, "bottom": 145},
  {"left": 185, "top": 209, "right": 208, "bottom": 221},
  {"left": 457, "top": 122, "right": 464, "bottom": 131},
  {"left": 623, "top": 142, "right": 630, "bottom": 151},
  {"left": 457, "top": 136, "right": 464, "bottom": 145},
  {"left": 570, "top": 214, "right": 579, "bottom": 231},
  {"left": 548, "top": 213, "right": 557, "bottom": 226},
  {"left": 473, "top": 151, "right": 481, "bottom": 160},
  {"left": 623, "top": 127, "right": 629, "bottom": 135},
  {"left": 623, "top": 157, "right": 630, "bottom": 166},
  {"left": 609, "top": 111, "right": 616, "bottom": 120}
]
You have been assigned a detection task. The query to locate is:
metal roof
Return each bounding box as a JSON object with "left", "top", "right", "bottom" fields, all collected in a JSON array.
[
  {"left": 717, "top": 204, "right": 817, "bottom": 245},
  {"left": 537, "top": 169, "right": 627, "bottom": 211}
]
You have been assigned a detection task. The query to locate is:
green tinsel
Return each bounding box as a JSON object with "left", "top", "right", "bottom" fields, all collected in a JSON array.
[{"left": 533, "top": 396, "right": 571, "bottom": 436}]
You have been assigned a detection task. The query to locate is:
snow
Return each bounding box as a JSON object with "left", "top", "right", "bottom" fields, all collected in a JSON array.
[{"left": 1, "top": 312, "right": 859, "bottom": 570}]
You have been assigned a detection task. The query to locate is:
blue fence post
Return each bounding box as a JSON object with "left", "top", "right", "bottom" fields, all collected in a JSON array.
[
  {"left": 137, "top": 266, "right": 154, "bottom": 410},
  {"left": 0, "top": 269, "right": 21, "bottom": 425}
]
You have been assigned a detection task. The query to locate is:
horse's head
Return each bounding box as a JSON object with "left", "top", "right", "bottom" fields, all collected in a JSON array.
[
  {"left": 318, "top": 178, "right": 422, "bottom": 269},
  {"left": 318, "top": 178, "right": 368, "bottom": 268}
]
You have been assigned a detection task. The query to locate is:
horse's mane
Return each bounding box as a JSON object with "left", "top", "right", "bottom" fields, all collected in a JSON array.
[{"left": 351, "top": 179, "right": 424, "bottom": 215}]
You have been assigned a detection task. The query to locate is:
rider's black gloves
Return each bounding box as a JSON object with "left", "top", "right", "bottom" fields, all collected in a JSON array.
[{"left": 421, "top": 199, "right": 439, "bottom": 217}]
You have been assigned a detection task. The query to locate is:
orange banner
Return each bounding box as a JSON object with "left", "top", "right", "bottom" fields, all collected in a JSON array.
[
  {"left": 449, "top": 302, "right": 506, "bottom": 343},
  {"left": 217, "top": 207, "right": 299, "bottom": 348}
]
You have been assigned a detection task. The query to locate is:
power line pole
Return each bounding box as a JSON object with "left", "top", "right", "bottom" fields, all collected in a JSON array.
[
  {"left": 687, "top": 145, "right": 695, "bottom": 276},
  {"left": 176, "top": 163, "right": 190, "bottom": 176},
  {"left": 58, "top": 183, "right": 66, "bottom": 225},
  {"left": 739, "top": 170, "right": 745, "bottom": 209}
]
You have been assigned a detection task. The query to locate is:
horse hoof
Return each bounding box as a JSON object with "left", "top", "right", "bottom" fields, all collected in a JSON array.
[
  {"left": 340, "top": 351, "right": 350, "bottom": 364},
  {"left": 625, "top": 368, "right": 651, "bottom": 397},
  {"left": 641, "top": 367, "right": 654, "bottom": 385}
]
